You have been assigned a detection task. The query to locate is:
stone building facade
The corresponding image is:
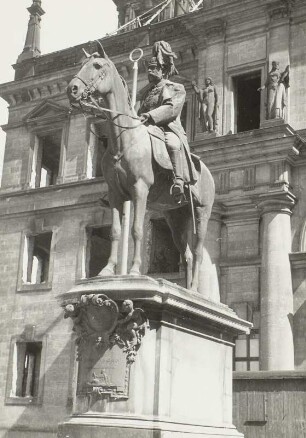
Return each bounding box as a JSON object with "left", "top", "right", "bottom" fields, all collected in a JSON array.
[{"left": 0, "top": 0, "right": 306, "bottom": 437}]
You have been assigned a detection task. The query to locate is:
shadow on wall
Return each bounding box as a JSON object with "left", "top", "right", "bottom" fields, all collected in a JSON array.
[
  {"left": 293, "top": 297, "right": 306, "bottom": 369},
  {"left": 3, "top": 313, "right": 75, "bottom": 438}
]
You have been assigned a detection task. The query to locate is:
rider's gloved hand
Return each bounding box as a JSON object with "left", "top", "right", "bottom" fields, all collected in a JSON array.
[{"left": 139, "top": 113, "right": 151, "bottom": 123}]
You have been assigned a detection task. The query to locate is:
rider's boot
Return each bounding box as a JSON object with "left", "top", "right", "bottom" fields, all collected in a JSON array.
[{"left": 168, "top": 150, "right": 185, "bottom": 204}]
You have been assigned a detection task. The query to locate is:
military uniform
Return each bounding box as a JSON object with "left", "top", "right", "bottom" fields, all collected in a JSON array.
[{"left": 139, "top": 78, "right": 197, "bottom": 186}]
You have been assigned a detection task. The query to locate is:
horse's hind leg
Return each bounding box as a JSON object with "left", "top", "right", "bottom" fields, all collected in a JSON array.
[
  {"left": 191, "top": 205, "right": 210, "bottom": 291},
  {"left": 99, "top": 193, "right": 122, "bottom": 276},
  {"left": 130, "top": 179, "right": 149, "bottom": 276},
  {"left": 164, "top": 207, "right": 193, "bottom": 289}
]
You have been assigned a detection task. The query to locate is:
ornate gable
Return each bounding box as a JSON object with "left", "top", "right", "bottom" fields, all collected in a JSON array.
[{"left": 23, "top": 99, "right": 70, "bottom": 127}]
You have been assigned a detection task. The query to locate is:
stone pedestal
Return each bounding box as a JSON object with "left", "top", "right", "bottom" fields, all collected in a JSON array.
[
  {"left": 57, "top": 276, "right": 250, "bottom": 438},
  {"left": 260, "top": 118, "right": 286, "bottom": 129}
]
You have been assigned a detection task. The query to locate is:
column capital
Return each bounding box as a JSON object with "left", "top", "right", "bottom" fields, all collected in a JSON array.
[{"left": 257, "top": 189, "right": 296, "bottom": 215}]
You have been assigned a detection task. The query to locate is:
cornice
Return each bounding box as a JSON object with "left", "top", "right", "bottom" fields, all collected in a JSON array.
[
  {"left": 266, "top": 0, "right": 295, "bottom": 23},
  {"left": 61, "top": 275, "right": 251, "bottom": 335},
  {"left": 193, "top": 124, "right": 306, "bottom": 169},
  {"left": 0, "top": 178, "right": 109, "bottom": 219},
  {"left": 289, "top": 252, "right": 306, "bottom": 269},
  {"left": 0, "top": 71, "right": 73, "bottom": 108}
]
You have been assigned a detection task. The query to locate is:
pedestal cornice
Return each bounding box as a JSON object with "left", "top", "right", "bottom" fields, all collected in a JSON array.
[{"left": 59, "top": 276, "right": 251, "bottom": 335}]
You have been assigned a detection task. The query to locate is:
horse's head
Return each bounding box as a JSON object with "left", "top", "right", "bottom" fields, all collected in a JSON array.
[{"left": 67, "top": 42, "right": 113, "bottom": 104}]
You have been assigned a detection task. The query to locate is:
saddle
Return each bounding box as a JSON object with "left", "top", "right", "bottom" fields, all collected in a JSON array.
[{"left": 147, "top": 125, "right": 201, "bottom": 180}]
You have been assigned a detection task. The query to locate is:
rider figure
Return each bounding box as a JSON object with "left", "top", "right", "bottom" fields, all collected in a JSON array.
[{"left": 139, "top": 41, "right": 197, "bottom": 204}]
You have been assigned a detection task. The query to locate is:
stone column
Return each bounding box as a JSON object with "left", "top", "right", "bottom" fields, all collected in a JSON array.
[{"left": 258, "top": 192, "right": 296, "bottom": 370}]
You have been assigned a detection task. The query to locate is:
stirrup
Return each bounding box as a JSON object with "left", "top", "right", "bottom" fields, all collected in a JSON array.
[{"left": 170, "top": 182, "right": 186, "bottom": 204}]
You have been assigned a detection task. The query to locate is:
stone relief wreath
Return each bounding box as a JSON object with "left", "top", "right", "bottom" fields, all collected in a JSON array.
[{"left": 63, "top": 294, "right": 149, "bottom": 364}]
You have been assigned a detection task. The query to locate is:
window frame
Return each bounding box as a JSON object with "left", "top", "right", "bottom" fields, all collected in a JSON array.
[
  {"left": 83, "top": 117, "right": 107, "bottom": 180},
  {"left": 17, "top": 225, "right": 57, "bottom": 293},
  {"left": 27, "top": 121, "right": 68, "bottom": 189},
  {"left": 5, "top": 333, "right": 48, "bottom": 406},
  {"left": 76, "top": 219, "right": 112, "bottom": 281},
  {"left": 233, "top": 329, "right": 260, "bottom": 372},
  {"left": 225, "top": 63, "right": 266, "bottom": 135}
]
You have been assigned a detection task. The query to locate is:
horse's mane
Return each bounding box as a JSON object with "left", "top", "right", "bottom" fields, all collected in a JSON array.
[
  {"left": 119, "top": 75, "right": 133, "bottom": 111},
  {"left": 81, "top": 52, "right": 134, "bottom": 111}
]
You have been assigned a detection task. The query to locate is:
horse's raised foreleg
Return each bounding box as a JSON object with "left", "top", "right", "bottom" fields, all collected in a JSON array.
[
  {"left": 130, "top": 179, "right": 149, "bottom": 276},
  {"left": 164, "top": 207, "right": 193, "bottom": 289},
  {"left": 99, "top": 194, "right": 123, "bottom": 276},
  {"left": 191, "top": 205, "right": 210, "bottom": 291}
]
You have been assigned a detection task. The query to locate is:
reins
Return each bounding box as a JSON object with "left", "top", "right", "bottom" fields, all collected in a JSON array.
[{"left": 72, "top": 67, "right": 146, "bottom": 130}]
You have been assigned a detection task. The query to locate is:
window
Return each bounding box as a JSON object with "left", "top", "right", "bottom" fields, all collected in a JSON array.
[
  {"left": 232, "top": 302, "right": 260, "bottom": 371},
  {"left": 11, "top": 342, "right": 42, "bottom": 399},
  {"left": 30, "top": 130, "right": 62, "bottom": 188},
  {"left": 22, "top": 232, "right": 52, "bottom": 284},
  {"left": 233, "top": 71, "right": 261, "bottom": 133},
  {"left": 86, "top": 123, "right": 107, "bottom": 179},
  {"left": 6, "top": 326, "right": 46, "bottom": 405},
  {"left": 84, "top": 226, "right": 111, "bottom": 278},
  {"left": 159, "top": 1, "right": 175, "bottom": 20},
  {"left": 148, "top": 219, "right": 180, "bottom": 274},
  {"left": 175, "top": 0, "right": 189, "bottom": 16},
  {"left": 234, "top": 330, "right": 259, "bottom": 371}
]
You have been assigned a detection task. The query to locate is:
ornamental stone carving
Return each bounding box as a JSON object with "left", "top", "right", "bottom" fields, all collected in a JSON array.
[
  {"left": 63, "top": 294, "right": 149, "bottom": 364},
  {"left": 63, "top": 295, "right": 148, "bottom": 401}
]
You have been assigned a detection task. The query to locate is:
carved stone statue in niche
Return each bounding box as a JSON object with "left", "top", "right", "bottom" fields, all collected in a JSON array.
[
  {"left": 258, "top": 61, "right": 290, "bottom": 120},
  {"left": 192, "top": 77, "right": 219, "bottom": 133}
]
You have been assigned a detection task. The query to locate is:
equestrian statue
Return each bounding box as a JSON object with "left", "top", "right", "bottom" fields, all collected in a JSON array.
[{"left": 67, "top": 40, "right": 215, "bottom": 292}]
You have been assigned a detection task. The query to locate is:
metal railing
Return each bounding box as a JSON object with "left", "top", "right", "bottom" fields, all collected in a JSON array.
[{"left": 108, "top": 0, "right": 204, "bottom": 35}]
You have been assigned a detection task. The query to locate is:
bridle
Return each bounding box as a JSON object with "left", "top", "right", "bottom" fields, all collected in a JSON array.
[{"left": 71, "top": 59, "right": 146, "bottom": 130}]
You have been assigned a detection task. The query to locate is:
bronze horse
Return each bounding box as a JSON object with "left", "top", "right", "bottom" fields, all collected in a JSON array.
[{"left": 67, "top": 44, "right": 215, "bottom": 292}]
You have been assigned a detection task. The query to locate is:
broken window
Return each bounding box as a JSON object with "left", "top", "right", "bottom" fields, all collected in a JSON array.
[
  {"left": 86, "top": 123, "right": 107, "bottom": 178},
  {"left": 232, "top": 303, "right": 260, "bottom": 371},
  {"left": 30, "top": 130, "right": 62, "bottom": 188},
  {"left": 234, "top": 330, "right": 259, "bottom": 371},
  {"left": 175, "top": 0, "right": 190, "bottom": 16},
  {"left": 233, "top": 71, "right": 261, "bottom": 133},
  {"left": 84, "top": 226, "right": 111, "bottom": 278},
  {"left": 11, "top": 342, "right": 42, "bottom": 398},
  {"left": 22, "top": 232, "right": 52, "bottom": 284},
  {"left": 148, "top": 219, "right": 180, "bottom": 274}
]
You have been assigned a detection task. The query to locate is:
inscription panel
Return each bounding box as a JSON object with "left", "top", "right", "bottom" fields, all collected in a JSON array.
[
  {"left": 227, "top": 36, "right": 266, "bottom": 67},
  {"left": 78, "top": 344, "right": 130, "bottom": 399}
]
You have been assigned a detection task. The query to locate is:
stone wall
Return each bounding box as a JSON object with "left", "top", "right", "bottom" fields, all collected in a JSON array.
[{"left": 0, "top": 0, "right": 306, "bottom": 436}]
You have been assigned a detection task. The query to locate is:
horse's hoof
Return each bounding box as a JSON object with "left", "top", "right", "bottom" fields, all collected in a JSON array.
[
  {"left": 129, "top": 269, "right": 141, "bottom": 276},
  {"left": 98, "top": 266, "right": 115, "bottom": 277}
]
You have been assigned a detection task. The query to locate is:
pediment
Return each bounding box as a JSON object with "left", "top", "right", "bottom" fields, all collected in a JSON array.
[{"left": 23, "top": 99, "right": 70, "bottom": 123}]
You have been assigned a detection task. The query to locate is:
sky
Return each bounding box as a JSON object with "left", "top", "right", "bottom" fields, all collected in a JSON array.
[{"left": 0, "top": 0, "right": 118, "bottom": 180}]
